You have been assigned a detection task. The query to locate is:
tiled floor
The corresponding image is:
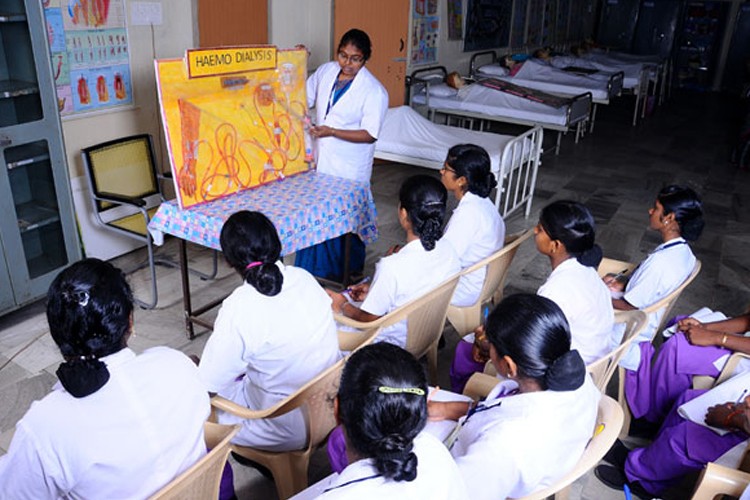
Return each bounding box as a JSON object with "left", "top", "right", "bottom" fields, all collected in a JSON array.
[{"left": 0, "top": 89, "right": 748, "bottom": 499}]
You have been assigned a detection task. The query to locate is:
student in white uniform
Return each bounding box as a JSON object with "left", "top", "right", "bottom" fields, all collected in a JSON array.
[
  {"left": 603, "top": 185, "right": 704, "bottom": 422},
  {"left": 535, "top": 200, "right": 614, "bottom": 364},
  {"left": 296, "top": 28, "right": 389, "bottom": 281},
  {"left": 318, "top": 343, "right": 468, "bottom": 499},
  {"left": 450, "top": 200, "right": 612, "bottom": 392},
  {"left": 441, "top": 144, "right": 506, "bottom": 308},
  {"left": 0, "top": 259, "right": 209, "bottom": 499},
  {"left": 327, "top": 175, "right": 461, "bottom": 348},
  {"left": 198, "top": 211, "right": 341, "bottom": 452},
  {"left": 430, "top": 294, "right": 600, "bottom": 500},
  {"left": 605, "top": 185, "right": 704, "bottom": 369}
]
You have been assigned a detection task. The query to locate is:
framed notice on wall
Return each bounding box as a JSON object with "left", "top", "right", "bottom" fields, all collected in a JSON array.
[
  {"left": 411, "top": 0, "right": 440, "bottom": 65},
  {"left": 43, "top": 0, "right": 134, "bottom": 117},
  {"left": 464, "top": 0, "right": 512, "bottom": 52}
]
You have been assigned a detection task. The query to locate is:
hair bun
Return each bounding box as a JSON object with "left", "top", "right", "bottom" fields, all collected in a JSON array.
[
  {"left": 544, "top": 349, "right": 585, "bottom": 391},
  {"left": 56, "top": 358, "right": 110, "bottom": 398},
  {"left": 577, "top": 243, "right": 603, "bottom": 268}
]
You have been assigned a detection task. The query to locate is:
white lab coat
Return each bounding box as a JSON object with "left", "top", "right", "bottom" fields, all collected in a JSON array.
[
  {"left": 618, "top": 237, "right": 696, "bottom": 370},
  {"left": 537, "top": 258, "right": 615, "bottom": 364},
  {"left": 316, "top": 432, "right": 469, "bottom": 499},
  {"left": 199, "top": 262, "right": 341, "bottom": 451},
  {"left": 451, "top": 376, "right": 600, "bottom": 500},
  {"left": 358, "top": 239, "right": 461, "bottom": 348},
  {"left": 443, "top": 192, "right": 506, "bottom": 307},
  {"left": 307, "top": 61, "right": 388, "bottom": 183},
  {"left": 0, "top": 347, "right": 209, "bottom": 499}
]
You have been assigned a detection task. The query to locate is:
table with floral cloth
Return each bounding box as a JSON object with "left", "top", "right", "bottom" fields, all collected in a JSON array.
[{"left": 147, "top": 170, "right": 378, "bottom": 338}]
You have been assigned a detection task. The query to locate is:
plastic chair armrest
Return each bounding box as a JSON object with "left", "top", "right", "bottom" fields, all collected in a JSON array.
[{"left": 95, "top": 191, "right": 147, "bottom": 207}]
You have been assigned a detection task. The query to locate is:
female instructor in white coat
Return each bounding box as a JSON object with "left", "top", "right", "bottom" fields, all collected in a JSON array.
[{"left": 296, "top": 28, "right": 389, "bottom": 281}]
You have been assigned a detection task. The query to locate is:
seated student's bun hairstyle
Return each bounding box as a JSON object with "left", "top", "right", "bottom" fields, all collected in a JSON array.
[
  {"left": 539, "top": 200, "right": 603, "bottom": 268},
  {"left": 46, "top": 258, "right": 134, "bottom": 398},
  {"left": 399, "top": 175, "right": 447, "bottom": 251},
  {"left": 485, "top": 294, "right": 586, "bottom": 392},
  {"left": 337, "top": 343, "right": 428, "bottom": 482},
  {"left": 220, "top": 210, "right": 283, "bottom": 296},
  {"left": 657, "top": 185, "right": 704, "bottom": 242},
  {"left": 445, "top": 144, "right": 498, "bottom": 199}
]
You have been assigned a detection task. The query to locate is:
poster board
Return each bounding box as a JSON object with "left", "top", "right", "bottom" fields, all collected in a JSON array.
[
  {"left": 42, "top": 0, "right": 133, "bottom": 116},
  {"left": 464, "top": 0, "right": 512, "bottom": 52},
  {"left": 411, "top": 0, "right": 440, "bottom": 65},
  {"left": 155, "top": 47, "right": 312, "bottom": 209}
]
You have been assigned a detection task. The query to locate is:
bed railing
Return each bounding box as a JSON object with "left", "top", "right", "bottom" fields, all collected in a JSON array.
[
  {"left": 469, "top": 50, "right": 498, "bottom": 78},
  {"left": 407, "top": 66, "right": 449, "bottom": 111},
  {"left": 498, "top": 125, "right": 543, "bottom": 218},
  {"left": 607, "top": 71, "right": 625, "bottom": 99}
]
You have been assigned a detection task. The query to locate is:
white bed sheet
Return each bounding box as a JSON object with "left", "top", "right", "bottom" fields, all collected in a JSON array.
[
  {"left": 548, "top": 56, "right": 644, "bottom": 89},
  {"left": 376, "top": 106, "right": 524, "bottom": 174},
  {"left": 586, "top": 49, "right": 661, "bottom": 64},
  {"left": 497, "top": 59, "right": 611, "bottom": 101},
  {"left": 412, "top": 82, "right": 571, "bottom": 127}
]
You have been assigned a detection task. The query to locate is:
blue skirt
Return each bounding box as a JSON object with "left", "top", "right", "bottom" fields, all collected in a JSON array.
[{"left": 294, "top": 234, "right": 365, "bottom": 281}]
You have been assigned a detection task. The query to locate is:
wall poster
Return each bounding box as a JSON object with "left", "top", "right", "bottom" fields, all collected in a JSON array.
[
  {"left": 464, "top": 0, "right": 512, "bottom": 52},
  {"left": 411, "top": 0, "right": 440, "bottom": 65},
  {"left": 447, "top": 0, "right": 463, "bottom": 40},
  {"left": 155, "top": 47, "right": 311, "bottom": 209},
  {"left": 43, "top": 0, "right": 133, "bottom": 116}
]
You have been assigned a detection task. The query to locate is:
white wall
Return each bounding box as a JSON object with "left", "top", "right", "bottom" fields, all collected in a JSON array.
[
  {"left": 269, "top": 0, "right": 332, "bottom": 70},
  {"left": 65, "top": 1, "right": 198, "bottom": 258}
]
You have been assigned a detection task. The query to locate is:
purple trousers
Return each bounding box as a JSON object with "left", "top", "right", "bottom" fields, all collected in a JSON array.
[
  {"left": 449, "top": 340, "right": 488, "bottom": 394},
  {"left": 625, "top": 332, "right": 728, "bottom": 422},
  {"left": 625, "top": 388, "right": 747, "bottom": 495},
  {"left": 327, "top": 425, "right": 349, "bottom": 473}
]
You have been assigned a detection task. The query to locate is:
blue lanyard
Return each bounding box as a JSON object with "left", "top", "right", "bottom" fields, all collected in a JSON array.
[
  {"left": 323, "top": 473, "right": 380, "bottom": 493},
  {"left": 653, "top": 239, "right": 687, "bottom": 254},
  {"left": 325, "top": 76, "right": 354, "bottom": 118}
]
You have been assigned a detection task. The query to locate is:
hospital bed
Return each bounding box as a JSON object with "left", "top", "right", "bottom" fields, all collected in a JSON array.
[
  {"left": 470, "top": 52, "right": 624, "bottom": 133},
  {"left": 408, "top": 66, "right": 591, "bottom": 156},
  {"left": 374, "top": 106, "right": 543, "bottom": 218}
]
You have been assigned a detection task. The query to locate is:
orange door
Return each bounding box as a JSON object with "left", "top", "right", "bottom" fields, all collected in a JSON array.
[
  {"left": 198, "top": 0, "right": 268, "bottom": 47},
  {"left": 334, "top": 0, "right": 410, "bottom": 107}
]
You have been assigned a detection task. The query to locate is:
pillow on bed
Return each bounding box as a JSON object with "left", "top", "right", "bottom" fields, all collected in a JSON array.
[
  {"left": 427, "top": 83, "right": 459, "bottom": 97},
  {"left": 478, "top": 64, "right": 509, "bottom": 77}
]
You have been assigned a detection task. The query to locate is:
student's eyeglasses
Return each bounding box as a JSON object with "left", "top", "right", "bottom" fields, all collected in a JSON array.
[
  {"left": 441, "top": 163, "right": 457, "bottom": 175},
  {"left": 337, "top": 51, "right": 365, "bottom": 64}
]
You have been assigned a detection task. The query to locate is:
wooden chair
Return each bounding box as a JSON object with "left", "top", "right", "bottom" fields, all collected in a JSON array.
[
  {"left": 598, "top": 257, "right": 702, "bottom": 438},
  {"left": 334, "top": 274, "right": 460, "bottom": 385},
  {"left": 210, "top": 358, "right": 347, "bottom": 499},
  {"left": 149, "top": 422, "right": 240, "bottom": 500},
  {"left": 446, "top": 229, "right": 534, "bottom": 337},
  {"left": 586, "top": 310, "right": 648, "bottom": 393},
  {"left": 462, "top": 374, "right": 624, "bottom": 500}
]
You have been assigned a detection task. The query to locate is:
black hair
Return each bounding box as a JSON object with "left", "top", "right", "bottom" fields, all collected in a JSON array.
[
  {"left": 445, "top": 144, "right": 498, "bottom": 198},
  {"left": 398, "top": 175, "right": 447, "bottom": 251},
  {"left": 657, "top": 185, "right": 704, "bottom": 242},
  {"left": 499, "top": 55, "right": 512, "bottom": 69},
  {"left": 220, "top": 210, "right": 283, "bottom": 296},
  {"left": 539, "top": 200, "right": 602, "bottom": 268},
  {"left": 337, "top": 343, "right": 427, "bottom": 482},
  {"left": 338, "top": 28, "right": 372, "bottom": 61},
  {"left": 46, "top": 258, "right": 134, "bottom": 398},
  {"left": 485, "top": 294, "right": 586, "bottom": 391}
]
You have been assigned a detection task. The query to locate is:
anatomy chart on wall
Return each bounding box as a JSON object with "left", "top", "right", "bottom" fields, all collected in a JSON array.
[
  {"left": 43, "top": 0, "right": 133, "bottom": 116},
  {"left": 155, "top": 47, "right": 312, "bottom": 210},
  {"left": 411, "top": 0, "right": 440, "bottom": 65}
]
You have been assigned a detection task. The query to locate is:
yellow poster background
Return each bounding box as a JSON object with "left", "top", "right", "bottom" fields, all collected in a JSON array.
[{"left": 155, "top": 48, "right": 311, "bottom": 209}]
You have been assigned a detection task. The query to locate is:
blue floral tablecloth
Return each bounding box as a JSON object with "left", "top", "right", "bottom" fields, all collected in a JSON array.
[{"left": 148, "top": 171, "right": 378, "bottom": 254}]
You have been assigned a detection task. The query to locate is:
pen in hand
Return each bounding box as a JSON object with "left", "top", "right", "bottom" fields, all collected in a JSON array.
[
  {"left": 736, "top": 389, "right": 748, "bottom": 405},
  {"left": 344, "top": 276, "right": 371, "bottom": 295}
]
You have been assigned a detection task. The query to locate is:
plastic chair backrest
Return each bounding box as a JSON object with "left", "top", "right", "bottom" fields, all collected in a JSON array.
[
  {"left": 404, "top": 274, "right": 461, "bottom": 358},
  {"left": 586, "top": 310, "right": 648, "bottom": 392},
  {"left": 446, "top": 229, "right": 533, "bottom": 337},
  {"left": 149, "top": 422, "right": 239, "bottom": 500},
  {"left": 691, "top": 462, "right": 750, "bottom": 500},
  {"left": 82, "top": 134, "right": 160, "bottom": 212},
  {"left": 210, "top": 358, "right": 345, "bottom": 498},
  {"left": 513, "top": 395, "right": 624, "bottom": 500},
  {"left": 474, "top": 229, "right": 533, "bottom": 306}
]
